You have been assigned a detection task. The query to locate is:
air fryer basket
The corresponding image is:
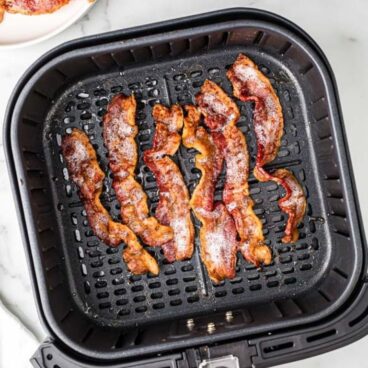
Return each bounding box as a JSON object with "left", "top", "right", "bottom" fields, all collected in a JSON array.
[{"left": 4, "top": 8, "right": 367, "bottom": 368}]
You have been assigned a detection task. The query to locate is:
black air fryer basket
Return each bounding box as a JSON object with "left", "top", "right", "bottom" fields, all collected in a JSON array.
[{"left": 4, "top": 8, "right": 368, "bottom": 368}]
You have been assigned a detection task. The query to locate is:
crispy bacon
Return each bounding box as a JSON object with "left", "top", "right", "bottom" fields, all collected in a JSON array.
[
  {"left": 227, "top": 53, "right": 306, "bottom": 243},
  {"left": 143, "top": 104, "right": 194, "bottom": 262},
  {"left": 62, "top": 128, "right": 159, "bottom": 275},
  {"left": 183, "top": 105, "right": 237, "bottom": 283},
  {"left": 4, "top": 0, "right": 70, "bottom": 15},
  {"left": 197, "top": 80, "right": 271, "bottom": 266},
  {"left": 273, "top": 169, "right": 307, "bottom": 243},
  {"left": 103, "top": 94, "right": 173, "bottom": 247}
]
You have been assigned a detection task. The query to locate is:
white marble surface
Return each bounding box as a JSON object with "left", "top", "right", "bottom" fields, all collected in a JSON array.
[{"left": 0, "top": 0, "right": 367, "bottom": 367}]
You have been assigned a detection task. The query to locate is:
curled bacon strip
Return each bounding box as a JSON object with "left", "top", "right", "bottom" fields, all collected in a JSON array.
[
  {"left": 103, "top": 94, "right": 173, "bottom": 247},
  {"left": 143, "top": 105, "right": 194, "bottom": 262},
  {"left": 197, "top": 80, "right": 271, "bottom": 266},
  {"left": 183, "top": 105, "right": 237, "bottom": 283},
  {"left": 227, "top": 53, "right": 306, "bottom": 243},
  {"left": 62, "top": 128, "right": 159, "bottom": 275}
]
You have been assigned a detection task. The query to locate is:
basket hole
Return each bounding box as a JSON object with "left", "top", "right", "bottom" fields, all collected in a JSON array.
[
  {"left": 97, "top": 292, "right": 109, "bottom": 299},
  {"left": 185, "top": 286, "right": 197, "bottom": 293},
  {"left": 108, "top": 257, "right": 120, "bottom": 265},
  {"left": 306, "top": 329, "right": 336, "bottom": 343},
  {"left": 90, "top": 260, "right": 103, "bottom": 268},
  {"left": 134, "top": 296, "right": 146, "bottom": 303},
  {"left": 151, "top": 292, "right": 163, "bottom": 299},
  {"left": 297, "top": 253, "right": 310, "bottom": 261},
  {"left": 132, "top": 285, "right": 144, "bottom": 292},
  {"left": 281, "top": 267, "right": 294, "bottom": 274},
  {"left": 149, "top": 282, "right": 161, "bottom": 289},
  {"left": 215, "top": 291, "right": 227, "bottom": 298},
  {"left": 296, "top": 242, "right": 308, "bottom": 250},
  {"left": 284, "top": 277, "right": 297, "bottom": 285},
  {"left": 250, "top": 284, "right": 262, "bottom": 291},
  {"left": 129, "top": 275, "right": 142, "bottom": 282},
  {"left": 153, "top": 303, "right": 165, "bottom": 310},
  {"left": 181, "top": 264, "right": 194, "bottom": 272},
  {"left": 164, "top": 267, "right": 176, "bottom": 275},
  {"left": 118, "top": 309, "right": 130, "bottom": 316},
  {"left": 92, "top": 271, "right": 105, "bottom": 278},
  {"left": 114, "top": 288, "right": 126, "bottom": 296},
  {"left": 116, "top": 299, "right": 128, "bottom": 306},
  {"left": 312, "top": 238, "right": 319, "bottom": 250},
  {"left": 135, "top": 306, "right": 147, "bottom": 313},
  {"left": 170, "top": 299, "right": 182, "bottom": 306},
  {"left": 183, "top": 276, "right": 196, "bottom": 282},
  {"left": 168, "top": 289, "right": 180, "bottom": 296},
  {"left": 267, "top": 281, "right": 279, "bottom": 288},
  {"left": 166, "top": 278, "right": 178, "bottom": 286},
  {"left": 95, "top": 281, "right": 107, "bottom": 288},
  {"left": 228, "top": 276, "right": 241, "bottom": 284},
  {"left": 232, "top": 287, "right": 245, "bottom": 295},
  {"left": 247, "top": 273, "right": 260, "bottom": 281},
  {"left": 84, "top": 281, "right": 91, "bottom": 294},
  {"left": 300, "top": 263, "right": 312, "bottom": 271},
  {"left": 187, "top": 295, "right": 199, "bottom": 303},
  {"left": 112, "top": 277, "right": 124, "bottom": 286},
  {"left": 263, "top": 341, "right": 294, "bottom": 354}
]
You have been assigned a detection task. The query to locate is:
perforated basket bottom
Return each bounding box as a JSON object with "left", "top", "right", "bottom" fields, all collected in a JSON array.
[{"left": 44, "top": 47, "right": 329, "bottom": 328}]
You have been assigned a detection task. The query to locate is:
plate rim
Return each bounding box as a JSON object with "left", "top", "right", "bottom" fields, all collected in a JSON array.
[{"left": 0, "top": 0, "right": 96, "bottom": 50}]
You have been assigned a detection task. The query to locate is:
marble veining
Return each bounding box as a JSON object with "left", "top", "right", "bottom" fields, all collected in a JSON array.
[{"left": 0, "top": 0, "right": 367, "bottom": 367}]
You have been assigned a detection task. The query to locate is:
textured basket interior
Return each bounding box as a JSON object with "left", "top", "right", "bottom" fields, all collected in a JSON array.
[{"left": 12, "top": 21, "right": 359, "bottom": 358}]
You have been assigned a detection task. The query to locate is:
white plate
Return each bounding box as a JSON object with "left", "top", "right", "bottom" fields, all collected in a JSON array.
[{"left": 0, "top": 0, "right": 95, "bottom": 49}]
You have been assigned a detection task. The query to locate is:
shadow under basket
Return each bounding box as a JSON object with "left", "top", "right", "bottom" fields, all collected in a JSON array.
[{"left": 4, "top": 8, "right": 368, "bottom": 368}]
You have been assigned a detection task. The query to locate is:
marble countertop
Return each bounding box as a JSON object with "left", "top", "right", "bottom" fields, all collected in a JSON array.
[{"left": 0, "top": 0, "right": 367, "bottom": 367}]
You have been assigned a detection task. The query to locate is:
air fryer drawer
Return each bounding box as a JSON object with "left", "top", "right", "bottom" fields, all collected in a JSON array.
[{"left": 4, "top": 8, "right": 367, "bottom": 368}]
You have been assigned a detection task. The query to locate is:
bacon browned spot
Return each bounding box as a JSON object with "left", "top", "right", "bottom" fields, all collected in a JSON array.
[
  {"left": 183, "top": 105, "right": 237, "bottom": 283},
  {"left": 4, "top": 0, "right": 70, "bottom": 15},
  {"left": 144, "top": 105, "right": 194, "bottom": 262},
  {"left": 197, "top": 80, "right": 271, "bottom": 266},
  {"left": 103, "top": 94, "right": 173, "bottom": 247},
  {"left": 62, "top": 128, "right": 159, "bottom": 275},
  {"left": 227, "top": 53, "right": 306, "bottom": 243}
]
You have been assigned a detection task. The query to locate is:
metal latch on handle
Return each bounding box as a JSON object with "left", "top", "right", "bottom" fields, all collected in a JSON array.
[{"left": 199, "top": 355, "right": 240, "bottom": 368}]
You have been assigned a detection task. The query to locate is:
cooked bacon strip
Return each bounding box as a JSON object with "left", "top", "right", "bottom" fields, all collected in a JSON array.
[
  {"left": 273, "top": 169, "right": 307, "bottom": 243},
  {"left": 197, "top": 80, "right": 271, "bottom": 266},
  {"left": 103, "top": 94, "right": 173, "bottom": 247},
  {"left": 227, "top": 53, "right": 306, "bottom": 243},
  {"left": 4, "top": 0, "right": 69, "bottom": 15},
  {"left": 143, "top": 105, "right": 194, "bottom": 262},
  {"left": 183, "top": 105, "right": 237, "bottom": 283},
  {"left": 62, "top": 128, "right": 159, "bottom": 275}
]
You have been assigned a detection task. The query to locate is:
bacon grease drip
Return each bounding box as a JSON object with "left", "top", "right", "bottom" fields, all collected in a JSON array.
[
  {"left": 196, "top": 80, "right": 272, "bottom": 267},
  {"left": 62, "top": 129, "right": 159, "bottom": 275},
  {"left": 143, "top": 105, "right": 194, "bottom": 262},
  {"left": 227, "top": 53, "right": 306, "bottom": 243}
]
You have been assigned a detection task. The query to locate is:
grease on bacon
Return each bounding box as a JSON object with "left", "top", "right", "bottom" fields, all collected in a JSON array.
[
  {"left": 183, "top": 105, "right": 237, "bottom": 283},
  {"left": 197, "top": 80, "right": 271, "bottom": 266},
  {"left": 144, "top": 104, "right": 194, "bottom": 262},
  {"left": 62, "top": 128, "right": 159, "bottom": 275},
  {"left": 103, "top": 94, "right": 173, "bottom": 247},
  {"left": 227, "top": 53, "right": 306, "bottom": 243}
]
